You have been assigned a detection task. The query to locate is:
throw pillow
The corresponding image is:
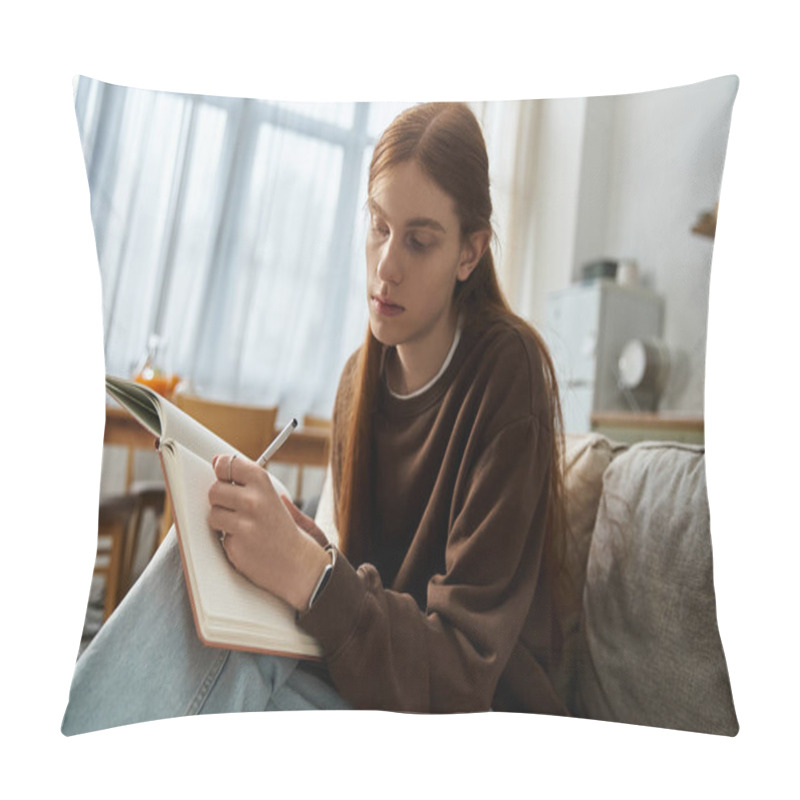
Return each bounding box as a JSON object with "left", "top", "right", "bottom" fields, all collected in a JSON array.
[
  {"left": 576, "top": 442, "right": 739, "bottom": 735},
  {"left": 63, "top": 76, "right": 739, "bottom": 734}
]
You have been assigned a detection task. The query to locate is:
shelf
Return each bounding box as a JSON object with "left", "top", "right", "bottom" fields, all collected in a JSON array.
[{"left": 590, "top": 411, "right": 704, "bottom": 445}]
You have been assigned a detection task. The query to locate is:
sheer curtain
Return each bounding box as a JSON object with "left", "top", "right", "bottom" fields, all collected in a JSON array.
[
  {"left": 474, "top": 99, "right": 542, "bottom": 322},
  {"left": 75, "top": 76, "right": 414, "bottom": 420}
]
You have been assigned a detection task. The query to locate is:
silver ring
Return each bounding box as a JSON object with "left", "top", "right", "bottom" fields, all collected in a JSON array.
[
  {"left": 228, "top": 454, "right": 237, "bottom": 484},
  {"left": 219, "top": 531, "right": 228, "bottom": 547}
]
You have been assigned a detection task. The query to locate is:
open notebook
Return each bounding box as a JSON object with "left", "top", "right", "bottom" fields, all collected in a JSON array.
[{"left": 106, "top": 376, "right": 323, "bottom": 659}]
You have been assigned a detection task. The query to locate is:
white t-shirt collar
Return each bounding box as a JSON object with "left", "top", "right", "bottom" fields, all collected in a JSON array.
[{"left": 387, "top": 317, "right": 463, "bottom": 400}]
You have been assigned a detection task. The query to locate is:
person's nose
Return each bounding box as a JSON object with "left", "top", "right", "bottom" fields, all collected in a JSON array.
[{"left": 376, "top": 235, "right": 403, "bottom": 286}]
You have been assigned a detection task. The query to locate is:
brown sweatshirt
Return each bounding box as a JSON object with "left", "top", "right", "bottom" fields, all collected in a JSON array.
[{"left": 297, "top": 316, "right": 568, "bottom": 716}]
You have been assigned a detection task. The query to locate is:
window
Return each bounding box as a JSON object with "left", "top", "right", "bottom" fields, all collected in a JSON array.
[{"left": 75, "top": 78, "right": 413, "bottom": 417}]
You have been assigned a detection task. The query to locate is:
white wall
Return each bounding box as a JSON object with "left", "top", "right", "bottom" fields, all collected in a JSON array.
[{"left": 527, "top": 76, "right": 738, "bottom": 414}]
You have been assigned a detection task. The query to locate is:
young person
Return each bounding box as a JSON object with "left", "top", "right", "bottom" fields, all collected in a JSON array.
[{"left": 62, "top": 102, "right": 568, "bottom": 734}]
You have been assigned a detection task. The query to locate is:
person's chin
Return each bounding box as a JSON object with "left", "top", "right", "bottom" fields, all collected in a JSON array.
[{"left": 369, "top": 315, "right": 403, "bottom": 347}]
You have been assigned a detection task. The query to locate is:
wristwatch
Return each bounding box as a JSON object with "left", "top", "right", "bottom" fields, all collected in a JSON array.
[{"left": 308, "top": 549, "right": 335, "bottom": 610}]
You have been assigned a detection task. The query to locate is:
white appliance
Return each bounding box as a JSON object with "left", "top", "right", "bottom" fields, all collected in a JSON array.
[
  {"left": 616, "top": 337, "right": 671, "bottom": 411},
  {"left": 544, "top": 280, "right": 664, "bottom": 433}
]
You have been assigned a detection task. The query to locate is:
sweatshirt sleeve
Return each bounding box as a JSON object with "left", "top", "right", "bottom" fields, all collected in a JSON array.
[{"left": 297, "top": 410, "right": 552, "bottom": 713}]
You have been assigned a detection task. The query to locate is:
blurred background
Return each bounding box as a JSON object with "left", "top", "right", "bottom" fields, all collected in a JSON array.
[{"left": 75, "top": 75, "right": 736, "bottom": 434}]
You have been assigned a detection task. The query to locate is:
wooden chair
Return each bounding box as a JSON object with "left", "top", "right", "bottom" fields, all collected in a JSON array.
[
  {"left": 95, "top": 483, "right": 166, "bottom": 620},
  {"left": 94, "top": 501, "right": 126, "bottom": 622}
]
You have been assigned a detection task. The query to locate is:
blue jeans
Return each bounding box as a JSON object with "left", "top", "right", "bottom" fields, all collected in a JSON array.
[{"left": 61, "top": 529, "right": 350, "bottom": 735}]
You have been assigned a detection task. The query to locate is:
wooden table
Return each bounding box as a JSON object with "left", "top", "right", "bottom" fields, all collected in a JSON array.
[
  {"left": 103, "top": 404, "right": 331, "bottom": 466},
  {"left": 104, "top": 404, "right": 159, "bottom": 451},
  {"left": 590, "top": 411, "right": 704, "bottom": 445},
  {"left": 103, "top": 403, "right": 332, "bottom": 541}
]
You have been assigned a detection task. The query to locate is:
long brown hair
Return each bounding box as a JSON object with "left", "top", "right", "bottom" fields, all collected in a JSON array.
[{"left": 337, "top": 103, "right": 568, "bottom": 609}]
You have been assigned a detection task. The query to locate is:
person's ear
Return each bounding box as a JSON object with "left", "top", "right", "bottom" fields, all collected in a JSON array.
[{"left": 456, "top": 230, "right": 490, "bottom": 282}]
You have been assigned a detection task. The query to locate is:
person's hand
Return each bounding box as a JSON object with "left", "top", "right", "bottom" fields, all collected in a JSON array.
[
  {"left": 280, "top": 495, "right": 330, "bottom": 548},
  {"left": 207, "top": 454, "right": 330, "bottom": 611}
]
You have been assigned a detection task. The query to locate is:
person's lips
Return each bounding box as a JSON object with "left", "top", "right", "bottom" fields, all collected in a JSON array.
[{"left": 371, "top": 295, "right": 405, "bottom": 317}]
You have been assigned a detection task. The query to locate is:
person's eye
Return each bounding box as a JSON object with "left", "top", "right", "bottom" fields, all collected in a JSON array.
[{"left": 407, "top": 233, "right": 433, "bottom": 252}]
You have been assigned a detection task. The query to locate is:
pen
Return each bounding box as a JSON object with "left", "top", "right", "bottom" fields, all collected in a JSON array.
[{"left": 256, "top": 418, "right": 298, "bottom": 468}]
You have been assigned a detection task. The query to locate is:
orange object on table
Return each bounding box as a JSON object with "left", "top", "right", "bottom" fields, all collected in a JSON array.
[{"left": 134, "top": 370, "right": 181, "bottom": 398}]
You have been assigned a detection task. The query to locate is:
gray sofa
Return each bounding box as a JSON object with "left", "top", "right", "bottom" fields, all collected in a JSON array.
[
  {"left": 314, "top": 433, "right": 738, "bottom": 735},
  {"left": 553, "top": 433, "right": 738, "bottom": 736}
]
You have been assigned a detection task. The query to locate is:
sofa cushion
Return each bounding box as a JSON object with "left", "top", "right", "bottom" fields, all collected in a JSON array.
[
  {"left": 575, "top": 442, "right": 738, "bottom": 735},
  {"left": 550, "top": 433, "right": 624, "bottom": 708}
]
